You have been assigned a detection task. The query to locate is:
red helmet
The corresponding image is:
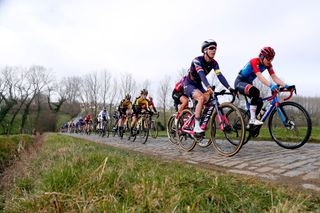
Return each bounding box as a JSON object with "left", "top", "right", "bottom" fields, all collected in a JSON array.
[{"left": 259, "top": 47, "right": 275, "bottom": 60}]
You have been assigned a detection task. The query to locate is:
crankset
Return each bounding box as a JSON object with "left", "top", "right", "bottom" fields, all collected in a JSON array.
[{"left": 249, "top": 125, "right": 262, "bottom": 138}]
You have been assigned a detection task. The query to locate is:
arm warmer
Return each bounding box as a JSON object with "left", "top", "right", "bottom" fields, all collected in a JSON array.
[
  {"left": 198, "top": 70, "right": 210, "bottom": 87},
  {"left": 217, "top": 74, "right": 230, "bottom": 89}
]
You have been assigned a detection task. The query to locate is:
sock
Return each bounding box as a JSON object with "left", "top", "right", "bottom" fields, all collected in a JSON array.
[
  {"left": 250, "top": 105, "right": 257, "bottom": 120},
  {"left": 195, "top": 117, "right": 201, "bottom": 128}
]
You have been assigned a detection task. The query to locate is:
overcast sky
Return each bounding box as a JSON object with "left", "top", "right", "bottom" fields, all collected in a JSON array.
[{"left": 0, "top": 0, "right": 319, "bottom": 96}]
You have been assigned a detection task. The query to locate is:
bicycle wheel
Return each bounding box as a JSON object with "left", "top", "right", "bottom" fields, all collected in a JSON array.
[
  {"left": 210, "top": 103, "right": 245, "bottom": 157},
  {"left": 268, "top": 101, "right": 312, "bottom": 149},
  {"left": 119, "top": 127, "right": 124, "bottom": 139},
  {"left": 106, "top": 121, "right": 110, "bottom": 138},
  {"left": 177, "top": 109, "right": 197, "bottom": 152},
  {"left": 167, "top": 115, "right": 178, "bottom": 145},
  {"left": 236, "top": 108, "right": 251, "bottom": 144},
  {"left": 150, "top": 120, "right": 158, "bottom": 138},
  {"left": 141, "top": 119, "right": 149, "bottom": 144}
]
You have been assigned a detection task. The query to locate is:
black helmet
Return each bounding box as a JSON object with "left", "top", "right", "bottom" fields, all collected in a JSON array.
[
  {"left": 125, "top": 94, "right": 131, "bottom": 100},
  {"left": 201, "top": 39, "right": 217, "bottom": 53},
  {"left": 141, "top": 89, "right": 148, "bottom": 95}
]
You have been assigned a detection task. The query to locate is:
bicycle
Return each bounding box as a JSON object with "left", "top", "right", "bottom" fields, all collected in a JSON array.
[
  {"left": 237, "top": 86, "right": 312, "bottom": 149},
  {"left": 97, "top": 119, "right": 109, "bottom": 137},
  {"left": 149, "top": 112, "right": 159, "bottom": 139},
  {"left": 177, "top": 90, "right": 245, "bottom": 157},
  {"left": 167, "top": 113, "right": 179, "bottom": 145},
  {"left": 132, "top": 110, "right": 151, "bottom": 144},
  {"left": 85, "top": 121, "right": 94, "bottom": 135},
  {"left": 117, "top": 113, "right": 132, "bottom": 139}
]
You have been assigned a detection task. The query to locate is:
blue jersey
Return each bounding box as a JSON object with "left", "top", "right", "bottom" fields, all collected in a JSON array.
[{"left": 239, "top": 58, "right": 275, "bottom": 83}]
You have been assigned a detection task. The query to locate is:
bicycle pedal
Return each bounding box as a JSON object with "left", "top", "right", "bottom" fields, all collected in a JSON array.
[
  {"left": 224, "top": 125, "right": 233, "bottom": 133},
  {"left": 194, "top": 132, "right": 205, "bottom": 138}
]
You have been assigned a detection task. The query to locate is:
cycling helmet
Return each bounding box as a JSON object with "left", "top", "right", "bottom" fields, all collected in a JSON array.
[
  {"left": 259, "top": 47, "right": 275, "bottom": 60},
  {"left": 201, "top": 39, "right": 217, "bottom": 53},
  {"left": 125, "top": 94, "right": 131, "bottom": 100},
  {"left": 141, "top": 89, "right": 148, "bottom": 95}
]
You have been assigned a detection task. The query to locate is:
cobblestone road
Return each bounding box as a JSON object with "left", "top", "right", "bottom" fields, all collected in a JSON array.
[{"left": 67, "top": 133, "right": 320, "bottom": 192}]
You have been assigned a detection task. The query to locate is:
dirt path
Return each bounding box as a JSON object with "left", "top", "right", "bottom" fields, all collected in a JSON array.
[{"left": 0, "top": 134, "right": 45, "bottom": 194}]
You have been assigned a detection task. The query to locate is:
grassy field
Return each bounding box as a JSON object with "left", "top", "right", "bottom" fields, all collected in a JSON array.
[
  {"left": 0, "top": 135, "right": 34, "bottom": 173},
  {"left": 1, "top": 133, "right": 319, "bottom": 212}
]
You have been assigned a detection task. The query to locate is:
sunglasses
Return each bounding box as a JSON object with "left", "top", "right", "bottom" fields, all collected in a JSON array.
[
  {"left": 265, "top": 57, "right": 274, "bottom": 62},
  {"left": 208, "top": 46, "right": 216, "bottom": 50}
]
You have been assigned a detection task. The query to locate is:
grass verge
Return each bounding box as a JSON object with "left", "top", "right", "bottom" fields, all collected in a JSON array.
[
  {"left": 0, "top": 135, "right": 34, "bottom": 173},
  {"left": 2, "top": 133, "right": 319, "bottom": 212}
]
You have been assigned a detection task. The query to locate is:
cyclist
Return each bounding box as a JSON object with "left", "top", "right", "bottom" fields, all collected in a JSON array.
[
  {"left": 117, "top": 94, "right": 132, "bottom": 131},
  {"left": 112, "top": 110, "right": 119, "bottom": 131},
  {"left": 183, "top": 39, "right": 236, "bottom": 134},
  {"left": 172, "top": 76, "right": 188, "bottom": 125},
  {"left": 234, "top": 47, "right": 293, "bottom": 125},
  {"left": 84, "top": 114, "right": 92, "bottom": 131},
  {"left": 148, "top": 95, "right": 159, "bottom": 117},
  {"left": 97, "top": 107, "right": 110, "bottom": 130},
  {"left": 76, "top": 116, "right": 85, "bottom": 133},
  {"left": 130, "top": 89, "right": 153, "bottom": 136}
]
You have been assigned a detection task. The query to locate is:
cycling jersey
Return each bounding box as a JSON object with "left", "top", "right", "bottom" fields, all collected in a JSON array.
[
  {"left": 119, "top": 99, "right": 132, "bottom": 110},
  {"left": 239, "top": 58, "right": 275, "bottom": 83},
  {"left": 174, "top": 76, "right": 186, "bottom": 93},
  {"left": 84, "top": 115, "right": 92, "bottom": 121},
  {"left": 187, "top": 56, "right": 220, "bottom": 87},
  {"left": 134, "top": 96, "right": 150, "bottom": 109},
  {"left": 184, "top": 56, "right": 230, "bottom": 97},
  {"left": 148, "top": 97, "right": 157, "bottom": 112},
  {"left": 98, "top": 110, "right": 110, "bottom": 121}
]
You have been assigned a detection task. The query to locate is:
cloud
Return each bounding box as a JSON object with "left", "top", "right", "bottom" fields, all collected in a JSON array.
[{"left": 0, "top": 0, "right": 319, "bottom": 96}]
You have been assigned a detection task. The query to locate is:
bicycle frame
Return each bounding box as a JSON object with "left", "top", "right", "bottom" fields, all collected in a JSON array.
[
  {"left": 244, "top": 88, "right": 295, "bottom": 126},
  {"left": 180, "top": 91, "right": 233, "bottom": 135}
]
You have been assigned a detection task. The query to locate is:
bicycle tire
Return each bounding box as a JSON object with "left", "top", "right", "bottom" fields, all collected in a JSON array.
[
  {"left": 268, "top": 101, "right": 312, "bottom": 149},
  {"left": 167, "top": 115, "right": 178, "bottom": 145},
  {"left": 177, "top": 109, "right": 197, "bottom": 152},
  {"left": 106, "top": 121, "right": 110, "bottom": 138},
  {"left": 150, "top": 120, "right": 158, "bottom": 138},
  {"left": 210, "top": 103, "right": 245, "bottom": 157},
  {"left": 238, "top": 108, "right": 251, "bottom": 144},
  {"left": 119, "top": 127, "right": 124, "bottom": 139},
  {"left": 141, "top": 118, "right": 149, "bottom": 144}
]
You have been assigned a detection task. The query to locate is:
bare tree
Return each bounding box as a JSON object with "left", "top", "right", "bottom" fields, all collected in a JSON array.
[
  {"left": 120, "top": 72, "right": 137, "bottom": 98},
  {"left": 99, "top": 70, "right": 111, "bottom": 107},
  {"left": 82, "top": 72, "right": 99, "bottom": 115},
  {"left": 20, "top": 65, "right": 51, "bottom": 133},
  {"left": 63, "top": 76, "right": 82, "bottom": 104},
  {"left": 107, "top": 77, "right": 119, "bottom": 116},
  {"left": 0, "top": 66, "right": 20, "bottom": 133},
  {"left": 158, "top": 75, "right": 171, "bottom": 126},
  {"left": 141, "top": 79, "right": 151, "bottom": 91},
  {"left": 7, "top": 67, "right": 33, "bottom": 133},
  {"left": 47, "top": 78, "right": 67, "bottom": 113}
]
